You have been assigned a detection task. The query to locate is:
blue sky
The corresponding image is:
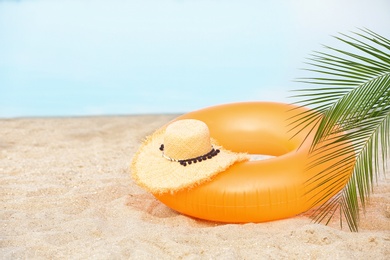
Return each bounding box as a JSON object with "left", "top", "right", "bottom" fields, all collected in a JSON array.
[{"left": 0, "top": 0, "right": 389, "bottom": 117}]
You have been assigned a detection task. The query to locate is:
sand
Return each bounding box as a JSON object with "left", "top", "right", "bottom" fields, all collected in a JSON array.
[{"left": 1, "top": 115, "right": 389, "bottom": 259}]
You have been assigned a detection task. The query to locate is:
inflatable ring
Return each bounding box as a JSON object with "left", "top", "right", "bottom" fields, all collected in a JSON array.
[{"left": 154, "top": 102, "right": 354, "bottom": 222}]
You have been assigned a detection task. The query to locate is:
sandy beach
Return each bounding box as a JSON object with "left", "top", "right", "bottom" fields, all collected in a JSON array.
[{"left": 1, "top": 115, "right": 389, "bottom": 259}]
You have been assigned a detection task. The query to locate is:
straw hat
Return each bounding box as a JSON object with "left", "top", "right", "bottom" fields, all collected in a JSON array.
[{"left": 131, "top": 119, "right": 249, "bottom": 194}]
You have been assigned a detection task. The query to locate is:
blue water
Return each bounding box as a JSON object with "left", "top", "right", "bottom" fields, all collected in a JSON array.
[{"left": 1, "top": 0, "right": 389, "bottom": 117}]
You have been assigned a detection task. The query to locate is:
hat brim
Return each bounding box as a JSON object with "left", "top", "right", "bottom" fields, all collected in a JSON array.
[{"left": 131, "top": 127, "right": 249, "bottom": 194}]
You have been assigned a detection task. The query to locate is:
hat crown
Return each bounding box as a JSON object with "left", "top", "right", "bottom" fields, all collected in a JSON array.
[{"left": 164, "top": 119, "right": 211, "bottom": 160}]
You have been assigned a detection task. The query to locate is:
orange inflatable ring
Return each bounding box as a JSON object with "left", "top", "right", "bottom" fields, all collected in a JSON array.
[{"left": 154, "top": 102, "right": 354, "bottom": 222}]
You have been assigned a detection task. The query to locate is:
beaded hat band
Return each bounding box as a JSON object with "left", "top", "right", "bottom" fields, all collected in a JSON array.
[{"left": 159, "top": 144, "right": 220, "bottom": 166}]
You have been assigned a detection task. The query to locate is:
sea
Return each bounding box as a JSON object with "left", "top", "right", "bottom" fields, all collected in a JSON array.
[{"left": 0, "top": 0, "right": 389, "bottom": 117}]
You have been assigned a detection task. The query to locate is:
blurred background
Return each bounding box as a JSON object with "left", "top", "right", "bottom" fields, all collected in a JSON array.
[{"left": 0, "top": 0, "right": 389, "bottom": 118}]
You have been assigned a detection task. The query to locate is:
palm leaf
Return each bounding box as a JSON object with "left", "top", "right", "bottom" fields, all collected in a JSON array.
[{"left": 292, "top": 29, "right": 390, "bottom": 231}]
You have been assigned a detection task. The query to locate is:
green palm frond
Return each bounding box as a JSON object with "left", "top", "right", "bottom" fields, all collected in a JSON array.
[{"left": 292, "top": 28, "right": 390, "bottom": 232}]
